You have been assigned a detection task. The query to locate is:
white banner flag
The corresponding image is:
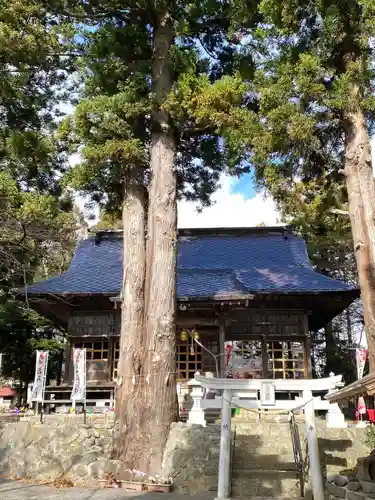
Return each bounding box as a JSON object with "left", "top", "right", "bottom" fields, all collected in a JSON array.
[
  {"left": 31, "top": 351, "right": 48, "bottom": 402},
  {"left": 70, "top": 348, "right": 86, "bottom": 402},
  {"left": 356, "top": 348, "right": 368, "bottom": 380}
]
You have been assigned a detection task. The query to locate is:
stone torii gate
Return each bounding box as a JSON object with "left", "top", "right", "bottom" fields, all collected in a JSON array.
[{"left": 191, "top": 374, "right": 345, "bottom": 500}]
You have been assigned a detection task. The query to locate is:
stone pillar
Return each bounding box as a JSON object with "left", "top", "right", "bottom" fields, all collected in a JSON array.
[
  {"left": 303, "top": 389, "right": 324, "bottom": 500},
  {"left": 187, "top": 377, "right": 206, "bottom": 426},
  {"left": 176, "top": 383, "right": 186, "bottom": 413},
  {"left": 216, "top": 388, "right": 232, "bottom": 500}
]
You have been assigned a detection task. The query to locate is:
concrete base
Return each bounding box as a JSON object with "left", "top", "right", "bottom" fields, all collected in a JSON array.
[
  {"left": 187, "top": 410, "right": 206, "bottom": 427},
  {"left": 356, "top": 420, "right": 367, "bottom": 428},
  {"left": 326, "top": 405, "right": 347, "bottom": 428}
]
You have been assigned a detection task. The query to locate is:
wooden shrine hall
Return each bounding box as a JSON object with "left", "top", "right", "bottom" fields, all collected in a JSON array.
[{"left": 26, "top": 226, "right": 359, "bottom": 408}]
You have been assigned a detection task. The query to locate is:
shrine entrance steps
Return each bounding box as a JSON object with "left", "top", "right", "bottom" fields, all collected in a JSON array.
[{"left": 230, "top": 419, "right": 306, "bottom": 499}]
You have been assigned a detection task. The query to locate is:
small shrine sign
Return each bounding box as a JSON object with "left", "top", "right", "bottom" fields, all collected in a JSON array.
[{"left": 260, "top": 381, "right": 276, "bottom": 406}]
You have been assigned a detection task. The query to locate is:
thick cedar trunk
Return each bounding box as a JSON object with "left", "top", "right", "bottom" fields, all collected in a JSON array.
[
  {"left": 112, "top": 174, "right": 148, "bottom": 468},
  {"left": 141, "top": 10, "right": 179, "bottom": 475},
  {"left": 344, "top": 92, "right": 375, "bottom": 371}
]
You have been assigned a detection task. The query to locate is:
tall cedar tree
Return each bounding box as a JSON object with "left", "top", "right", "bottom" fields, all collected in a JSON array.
[
  {"left": 59, "top": 0, "right": 259, "bottom": 474},
  {"left": 237, "top": 0, "right": 375, "bottom": 369}
]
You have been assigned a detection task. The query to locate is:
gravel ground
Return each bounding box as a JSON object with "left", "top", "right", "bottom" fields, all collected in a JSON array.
[{"left": 0, "top": 480, "right": 215, "bottom": 500}]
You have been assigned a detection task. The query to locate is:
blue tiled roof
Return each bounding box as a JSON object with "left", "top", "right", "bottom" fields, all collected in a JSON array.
[{"left": 26, "top": 228, "right": 357, "bottom": 297}]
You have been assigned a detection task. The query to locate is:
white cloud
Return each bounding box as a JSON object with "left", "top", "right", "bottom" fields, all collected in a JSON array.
[
  {"left": 179, "top": 135, "right": 375, "bottom": 228},
  {"left": 177, "top": 175, "right": 280, "bottom": 228}
]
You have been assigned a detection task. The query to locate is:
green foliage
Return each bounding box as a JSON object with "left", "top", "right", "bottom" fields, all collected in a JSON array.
[
  {"left": 364, "top": 425, "right": 375, "bottom": 451},
  {"left": 93, "top": 211, "right": 122, "bottom": 230},
  {"left": 58, "top": 0, "right": 260, "bottom": 213},
  {"left": 0, "top": 169, "right": 78, "bottom": 295},
  {"left": 0, "top": 301, "right": 65, "bottom": 388},
  {"left": 234, "top": 0, "right": 375, "bottom": 253},
  {"left": 0, "top": 0, "right": 73, "bottom": 192},
  {"left": 0, "top": 0, "right": 79, "bottom": 295}
]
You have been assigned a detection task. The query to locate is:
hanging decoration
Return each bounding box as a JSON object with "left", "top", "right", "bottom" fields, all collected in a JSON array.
[
  {"left": 357, "top": 397, "right": 367, "bottom": 415},
  {"left": 31, "top": 351, "right": 48, "bottom": 403},
  {"left": 70, "top": 348, "right": 87, "bottom": 403},
  {"left": 225, "top": 344, "right": 232, "bottom": 370},
  {"left": 179, "top": 330, "right": 188, "bottom": 341},
  {"left": 356, "top": 348, "right": 368, "bottom": 380},
  {"left": 180, "top": 328, "right": 200, "bottom": 356},
  {"left": 357, "top": 396, "right": 367, "bottom": 426}
]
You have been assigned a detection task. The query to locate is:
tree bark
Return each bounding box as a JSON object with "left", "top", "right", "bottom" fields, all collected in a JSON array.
[
  {"left": 344, "top": 91, "right": 375, "bottom": 371},
  {"left": 112, "top": 173, "right": 148, "bottom": 470},
  {"left": 142, "top": 10, "right": 179, "bottom": 475}
]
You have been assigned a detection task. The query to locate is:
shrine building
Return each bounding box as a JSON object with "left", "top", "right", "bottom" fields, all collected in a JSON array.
[{"left": 26, "top": 226, "right": 359, "bottom": 408}]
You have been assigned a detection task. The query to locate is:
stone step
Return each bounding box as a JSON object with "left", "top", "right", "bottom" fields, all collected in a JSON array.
[
  {"left": 233, "top": 422, "right": 293, "bottom": 433},
  {"left": 233, "top": 442, "right": 295, "bottom": 455},
  {"left": 233, "top": 467, "right": 298, "bottom": 476},
  {"left": 231, "top": 471, "right": 302, "bottom": 498},
  {"left": 233, "top": 442, "right": 295, "bottom": 453},
  {"left": 233, "top": 456, "right": 296, "bottom": 463},
  {"left": 231, "top": 497, "right": 305, "bottom": 500},
  {"left": 232, "top": 413, "right": 305, "bottom": 424},
  {"left": 233, "top": 447, "right": 295, "bottom": 455},
  {"left": 231, "top": 494, "right": 325, "bottom": 500},
  {"left": 232, "top": 497, "right": 303, "bottom": 500},
  {"left": 232, "top": 460, "right": 296, "bottom": 471}
]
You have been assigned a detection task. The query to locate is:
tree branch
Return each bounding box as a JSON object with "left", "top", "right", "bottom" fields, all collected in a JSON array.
[
  {"left": 181, "top": 125, "right": 216, "bottom": 138},
  {"left": 330, "top": 208, "right": 350, "bottom": 216},
  {"left": 56, "top": 8, "right": 140, "bottom": 20}
]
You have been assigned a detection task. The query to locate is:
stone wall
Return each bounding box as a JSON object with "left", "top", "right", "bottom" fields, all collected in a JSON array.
[
  {"left": 0, "top": 417, "right": 371, "bottom": 494},
  {"left": 326, "top": 456, "right": 375, "bottom": 500},
  {"left": 162, "top": 423, "right": 220, "bottom": 493},
  {"left": 315, "top": 424, "right": 368, "bottom": 476},
  {"left": 0, "top": 418, "right": 119, "bottom": 485}
]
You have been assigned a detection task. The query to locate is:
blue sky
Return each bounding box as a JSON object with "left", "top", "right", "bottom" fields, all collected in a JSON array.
[{"left": 231, "top": 172, "right": 256, "bottom": 200}]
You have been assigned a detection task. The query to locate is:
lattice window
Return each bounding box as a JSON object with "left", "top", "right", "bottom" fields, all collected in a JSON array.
[
  {"left": 73, "top": 341, "right": 109, "bottom": 361},
  {"left": 113, "top": 340, "right": 120, "bottom": 380},
  {"left": 176, "top": 339, "right": 202, "bottom": 381},
  {"left": 226, "top": 341, "right": 263, "bottom": 378},
  {"left": 267, "top": 341, "right": 305, "bottom": 379}
]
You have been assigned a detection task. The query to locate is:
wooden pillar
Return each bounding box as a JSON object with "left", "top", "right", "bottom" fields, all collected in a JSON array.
[
  {"left": 305, "top": 335, "right": 312, "bottom": 378},
  {"left": 303, "top": 314, "right": 312, "bottom": 377},
  {"left": 219, "top": 316, "right": 226, "bottom": 377},
  {"left": 108, "top": 337, "right": 114, "bottom": 382},
  {"left": 261, "top": 334, "right": 269, "bottom": 378},
  {"left": 64, "top": 340, "right": 73, "bottom": 384}
]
